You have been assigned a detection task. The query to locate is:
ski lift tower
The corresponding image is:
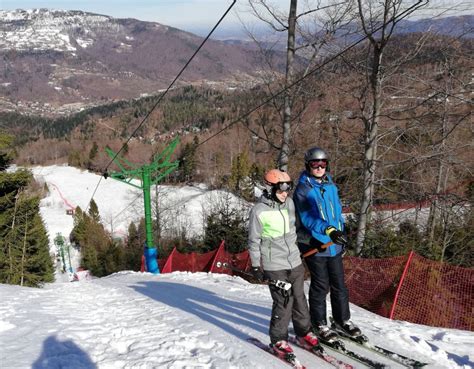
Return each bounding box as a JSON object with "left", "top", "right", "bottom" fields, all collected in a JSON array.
[{"left": 104, "top": 137, "right": 179, "bottom": 274}]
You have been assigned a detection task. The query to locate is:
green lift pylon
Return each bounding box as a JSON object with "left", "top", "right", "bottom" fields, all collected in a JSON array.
[
  {"left": 54, "top": 233, "right": 73, "bottom": 273},
  {"left": 105, "top": 137, "right": 180, "bottom": 274}
]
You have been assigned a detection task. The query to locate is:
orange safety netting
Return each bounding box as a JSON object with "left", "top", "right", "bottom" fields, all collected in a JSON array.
[
  {"left": 389, "top": 252, "right": 473, "bottom": 331},
  {"left": 158, "top": 244, "right": 472, "bottom": 331},
  {"left": 343, "top": 254, "right": 408, "bottom": 317},
  {"left": 343, "top": 251, "right": 473, "bottom": 331},
  {"left": 161, "top": 247, "right": 216, "bottom": 273}
]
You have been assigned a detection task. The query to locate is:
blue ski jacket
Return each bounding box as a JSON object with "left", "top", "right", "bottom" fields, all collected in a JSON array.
[{"left": 293, "top": 171, "right": 345, "bottom": 257}]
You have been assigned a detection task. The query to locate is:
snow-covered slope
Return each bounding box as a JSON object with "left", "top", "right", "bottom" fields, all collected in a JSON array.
[
  {"left": 31, "top": 164, "right": 249, "bottom": 250},
  {"left": 0, "top": 9, "right": 118, "bottom": 52},
  {"left": 0, "top": 272, "right": 472, "bottom": 369},
  {"left": 1, "top": 165, "right": 472, "bottom": 368}
]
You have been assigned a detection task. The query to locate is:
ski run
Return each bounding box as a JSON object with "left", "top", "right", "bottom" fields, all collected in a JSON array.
[
  {"left": 1, "top": 271, "right": 473, "bottom": 369},
  {"left": 0, "top": 165, "right": 472, "bottom": 369}
]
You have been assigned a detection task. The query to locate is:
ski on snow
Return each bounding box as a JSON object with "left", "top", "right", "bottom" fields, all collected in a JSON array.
[
  {"left": 247, "top": 337, "right": 306, "bottom": 369},
  {"left": 329, "top": 319, "right": 428, "bottom": 368},
  {"left": 288, "top": 336, "right": 354, "bottom": 369},
  {"left": 316, "top": 336, "right": 387, "bottom": 368}
]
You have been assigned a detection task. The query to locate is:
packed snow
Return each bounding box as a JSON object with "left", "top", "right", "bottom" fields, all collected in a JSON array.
[
  {"left": 0, "top": 165, "right": 472, "bottom": 369},
  {"left": 1, "top": 272, "right": 472, "bottom": 369}
]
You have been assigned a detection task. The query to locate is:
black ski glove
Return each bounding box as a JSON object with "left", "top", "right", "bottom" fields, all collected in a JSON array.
[
  {"left": 326, "top": 226, "right": 348, "bottom": 246},
  {"left": 251, "top": 266, "right": 264, "bottom": 282}
]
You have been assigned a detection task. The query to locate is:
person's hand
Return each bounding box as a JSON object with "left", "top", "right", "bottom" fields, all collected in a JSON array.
[
  {"left": 326, "top": 226, "right": 348, "bottom": 246},
  {"left": 251, "top": 267, "right": 264, "bottom": 282}
]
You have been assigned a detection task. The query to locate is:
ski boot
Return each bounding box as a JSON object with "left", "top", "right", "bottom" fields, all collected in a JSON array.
[
  {"left": 296, "top": 331, "right": 321, "bottom": 351},
  {"left": 332, "top": 320, "right": 365, "bottom": 340},
  {"left": 314, "top": 324, "right": 339, "bottom": 343},
  {"left": 270, "top": 340, "right": 295, "bottom": 358}
]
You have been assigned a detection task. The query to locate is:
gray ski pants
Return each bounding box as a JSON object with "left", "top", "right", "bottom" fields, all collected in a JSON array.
[{"left": 264, "top": 263, "right": 312, "bottom": 343}]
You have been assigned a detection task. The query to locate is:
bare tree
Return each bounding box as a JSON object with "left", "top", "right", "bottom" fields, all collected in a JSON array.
[
  {"left": 243, "top": 0, "right": 353, "bottom": 170},
  {"left": 351, "top": 0, "right": 428, "bottom": 254}
]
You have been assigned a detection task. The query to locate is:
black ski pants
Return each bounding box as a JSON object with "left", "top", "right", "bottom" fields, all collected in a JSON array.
[
  {"left": 264, "top": 263, "right": 312, "bottom": 344},
  {"left": 305, "top": 253, "right": 350, "bottom": 326}
]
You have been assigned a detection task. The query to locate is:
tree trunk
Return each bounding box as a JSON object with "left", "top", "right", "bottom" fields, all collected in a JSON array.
[
  {"left": 277, "top": 0, "right": 297, "bottom": 171},
  {"left": 8, "top": 191, "right": 21, "bottom": 283},
  {"left": 20, "top": 212, "right": 28, "bottom": 287},
  {"left": 427, "top": 93, "right": 449, "bottom": 250},
  {"left": 356, "top": 46, "right": 383, "bottom": 255}
]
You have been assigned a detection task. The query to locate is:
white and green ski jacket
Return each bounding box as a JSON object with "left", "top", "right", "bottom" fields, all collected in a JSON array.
[{"left": 248, "top": 194, "right": 302, "bottom": 271}]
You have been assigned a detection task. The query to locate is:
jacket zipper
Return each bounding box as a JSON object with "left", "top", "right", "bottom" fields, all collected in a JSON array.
[{"left": 279, "top": 203, "right": 293, "bottom": 269}]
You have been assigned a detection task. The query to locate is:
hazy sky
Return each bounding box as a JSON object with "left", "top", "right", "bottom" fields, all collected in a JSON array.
[
  {"left": 2, "top": 0, "right": 471, "bottom": 33},
  {"left": 0, "top": 0, "right": 291, "bottom": 30}
]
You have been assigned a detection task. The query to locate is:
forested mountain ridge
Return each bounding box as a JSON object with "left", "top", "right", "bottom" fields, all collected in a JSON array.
[{"left": 0, "top": 9, "right": 269, "bottom": 116}]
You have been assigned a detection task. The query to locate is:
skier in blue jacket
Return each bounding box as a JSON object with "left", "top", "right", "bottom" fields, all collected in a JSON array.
[{"left": 293, "top": 147, "right": 361, "bottom": 341}]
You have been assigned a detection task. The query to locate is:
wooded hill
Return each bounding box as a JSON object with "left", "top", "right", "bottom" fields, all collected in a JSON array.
[
  {"left": 0, "top": 29, "right": 472, "bottom": 274},
  {"left": 5, "top": 33, "right": 471, "bottom": 202}
]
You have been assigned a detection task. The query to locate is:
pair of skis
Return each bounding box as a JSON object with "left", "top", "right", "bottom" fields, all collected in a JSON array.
[
  {"left": 247, "top": 337, "right": 353, "bottom": 369},
  {"left": 248, "top": 328, "right": 427, "bottom": 369},
  {"left": 328, "top": 318, "right": 428, "bottom": 368}
]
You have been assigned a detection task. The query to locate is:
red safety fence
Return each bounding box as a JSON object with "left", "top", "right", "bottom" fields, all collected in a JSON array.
[
  {"left": 161, "top": 247, "right": 217, "bottom": 273},
  {"left": 157, "top": 244, "right": 472, "bottom": 331},
  {"left": 389, "top": 253, "right": 473, "bottom": 330},
  {"left": 340, "top": 251, "right": 472, "bottom": 331},
  {"left": 158, "top": 241, "right": 251, "bottom": 275},
  {"left": 342, "top": 254, "right": 408, "bottom": 317}
]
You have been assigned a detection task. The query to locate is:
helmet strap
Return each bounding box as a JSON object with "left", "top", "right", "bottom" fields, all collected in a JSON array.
[{"left": 271, "top": 186, "right": 284, "bottom": 203}]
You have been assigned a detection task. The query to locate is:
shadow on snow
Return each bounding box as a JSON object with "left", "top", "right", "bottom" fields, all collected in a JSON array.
[
  {"left": 32, "top": 335, "right": 97, "bottom": 369},
  {"left": 132, "top": 280, "right": 271, "bottom": 340}
]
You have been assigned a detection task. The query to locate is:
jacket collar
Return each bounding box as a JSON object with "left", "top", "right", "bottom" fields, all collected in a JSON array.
[
  {"left": 260, "top": 191, "right": 285, "bottom": 208},
  {"left": 299, "top": 170, "right": 333, "bottom": 187}
]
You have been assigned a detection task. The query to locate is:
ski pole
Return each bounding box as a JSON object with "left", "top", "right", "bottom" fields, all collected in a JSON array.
[{"left": 216, "top": 262, "right": 292, "bottom": 291}]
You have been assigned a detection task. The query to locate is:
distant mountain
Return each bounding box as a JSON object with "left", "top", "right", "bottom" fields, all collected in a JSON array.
[
  {"left": 397, "top": 15, "right": 473, "bottom": 38},
  {"left": 212, "top": 15, "right": 473, "bottom": 47},
  {"left": 1, "top": 10, "right": 471, "bottom": 117},
  {"left": 0, "top": 9, "right": 268, "bottom": 116}
]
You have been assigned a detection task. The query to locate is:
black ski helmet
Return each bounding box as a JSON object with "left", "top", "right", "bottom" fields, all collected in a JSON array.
[{"left": 304, "top": 147, "right": 330, "bottom": 172}]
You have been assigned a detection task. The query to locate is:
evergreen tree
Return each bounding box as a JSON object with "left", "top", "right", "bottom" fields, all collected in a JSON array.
[
  {"left": 0, "top": 132, "right": 15, "bottom": 171},
  {"left": 203, "top": 193, "right": 248, "bottom": 254},
  {"left": 16, "top": 197, "right": 54, "bottom": 286},
  {"left": 88, "top": 199, "right": 100, "bottom": 223},
  {"left": 87, "top": 142, "right": 98, "bottom": 169},
  {"left": 70, "top": 205, "right": 112, "bottom": 277},
  {"left": 177, "top": 136, "right": 199, "bottom": 182},
  {"left": 228, "top": 152, "right": 252, "bottom": 199},
  {"left": 0, "top": 171, "right": 53, "bottom": 287},
  {"left": 124, "top": 222, "right": 143, "bottom": 271}
]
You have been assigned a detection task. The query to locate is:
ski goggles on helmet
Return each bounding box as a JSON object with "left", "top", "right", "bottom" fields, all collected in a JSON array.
[
  {"left": 308, "top": 159, "right": 327, "bottom": 169},
  {"left": 275, "top": 181, "right": 293, "bottom": 192}
]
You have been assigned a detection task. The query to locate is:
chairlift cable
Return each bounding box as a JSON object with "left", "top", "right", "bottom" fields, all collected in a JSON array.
[
  {"left": 84, "top": 1, "right": 237, "bottom": 212},
  {"left": 194, "top": 0, "right": 428, "bottom": 149}
]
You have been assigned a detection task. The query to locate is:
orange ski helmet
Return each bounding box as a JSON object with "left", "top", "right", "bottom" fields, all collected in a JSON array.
[
  {"left": 264, "top": 169, "right": 291, "bottom": 185},
  {"left": 263, "top": 169, "right": 293, "bottom": 198}
]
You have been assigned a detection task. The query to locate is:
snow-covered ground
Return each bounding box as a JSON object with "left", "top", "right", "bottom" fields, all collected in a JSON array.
[
  {"left": 31, "top": 164, "right": 249, "bottom": 250},
  {"left": 0, "top": 272, "right": 472, "bottom": 369},
  {"left": 0, "top": 165, "right": 471, "bottom": 369}
]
